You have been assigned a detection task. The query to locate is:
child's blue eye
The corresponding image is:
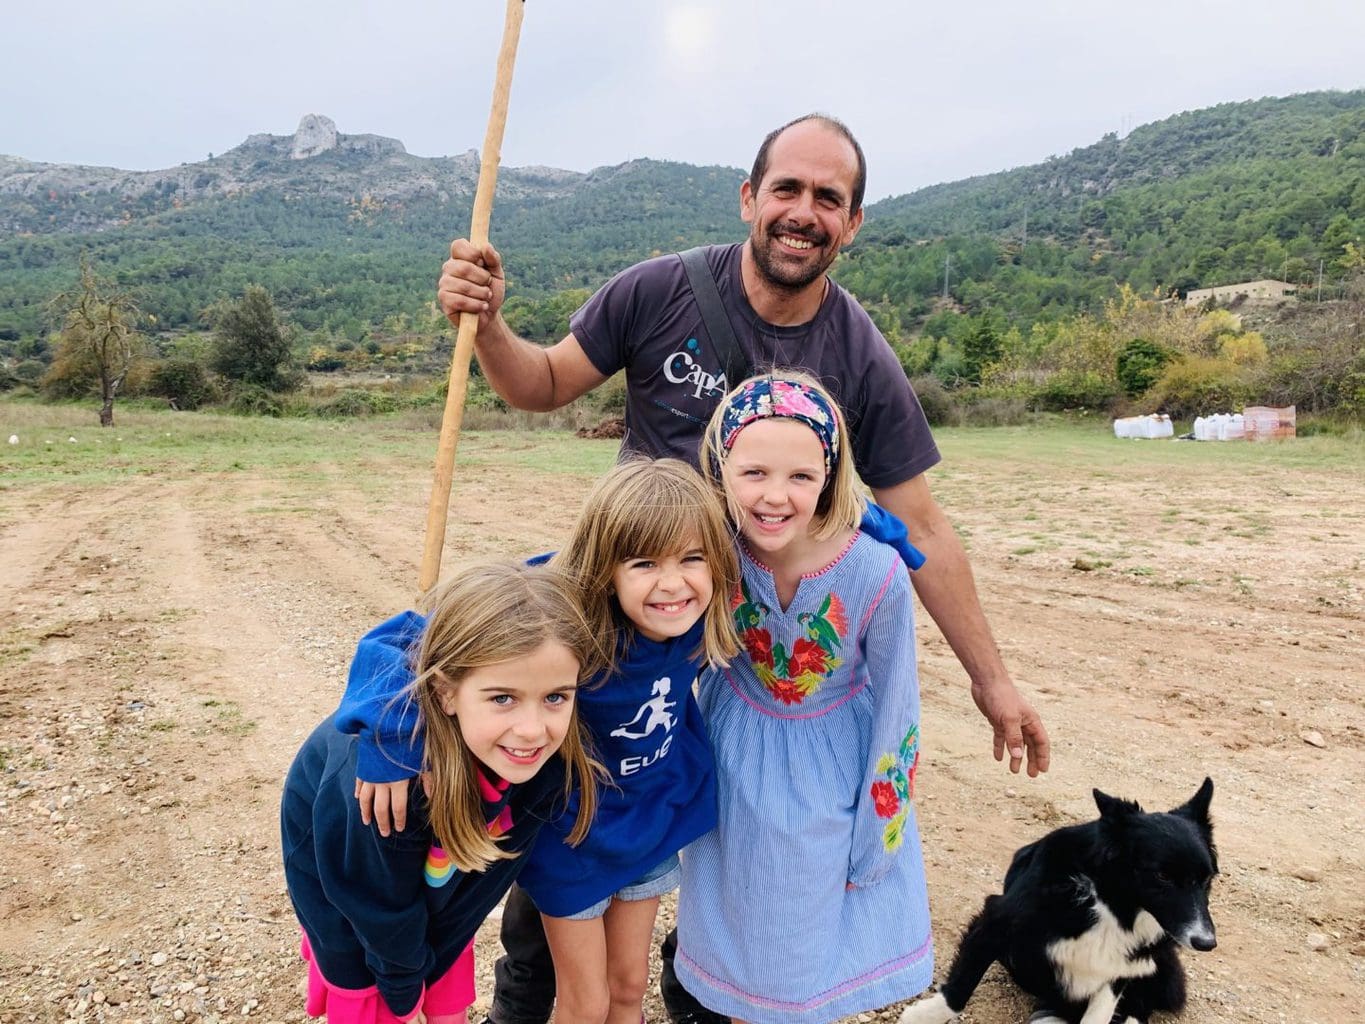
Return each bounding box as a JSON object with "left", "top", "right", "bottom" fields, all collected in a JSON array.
[
  {"left": 490, "top": 694, "right": 514, "bottom": 706},
  {"left": 545, "top": 692, "right": 572, "bottom": 707}
]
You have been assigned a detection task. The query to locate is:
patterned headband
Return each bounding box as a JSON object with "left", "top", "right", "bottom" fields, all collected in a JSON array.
[{"left": 718, "top": 376, "right": 841, "bottom": 475}]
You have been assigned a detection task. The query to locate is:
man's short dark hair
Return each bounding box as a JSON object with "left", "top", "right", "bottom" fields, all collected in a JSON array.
[{"left": 748, "top": 113, "right": 867, "bottom": 216}]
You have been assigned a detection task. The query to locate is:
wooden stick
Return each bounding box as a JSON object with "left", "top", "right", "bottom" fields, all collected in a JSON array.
[{"left": 418, "top": 0, "right": 526, "bottom": 594}]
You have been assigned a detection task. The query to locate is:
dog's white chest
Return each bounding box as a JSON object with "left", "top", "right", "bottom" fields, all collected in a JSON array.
[{"left": 1047, "top": 895, "right": 1164, "bottom": 1000}]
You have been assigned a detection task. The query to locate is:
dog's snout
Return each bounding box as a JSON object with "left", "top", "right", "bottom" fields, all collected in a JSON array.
[{"left": 1190, "top": 933, "right": 1217, "bottom": 952}]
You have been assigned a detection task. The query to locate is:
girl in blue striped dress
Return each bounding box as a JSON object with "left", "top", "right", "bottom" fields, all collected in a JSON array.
[{"left": 676, "top": 372, "right": 934, "bottom": 1024}]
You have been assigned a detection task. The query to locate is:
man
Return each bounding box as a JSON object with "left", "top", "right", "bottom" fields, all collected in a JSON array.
[{"left": 437, "top": 114, "right": 1049, "bottom": 1024}]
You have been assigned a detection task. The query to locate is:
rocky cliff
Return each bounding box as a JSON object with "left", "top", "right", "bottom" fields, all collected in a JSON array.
[{"left": 0, "top": 114, "right": 587, "bottom": 234}]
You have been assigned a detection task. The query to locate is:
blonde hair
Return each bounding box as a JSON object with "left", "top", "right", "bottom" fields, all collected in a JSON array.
[
  {"left": 409, "top": 561, "right": 606, "bottom": 872},
  {"left": 702, "top": 369, "right": 866, "bottom": 540},
  {"left": 552, "top": 458, "right": 740, "bottom": 668}
]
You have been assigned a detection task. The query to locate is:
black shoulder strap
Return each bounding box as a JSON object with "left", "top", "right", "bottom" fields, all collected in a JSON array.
[{"left": 678, "top": 246, "right": 750, "bottom": 392}]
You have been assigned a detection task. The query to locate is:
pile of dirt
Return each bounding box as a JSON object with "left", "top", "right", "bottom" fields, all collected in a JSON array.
[{"left": 575, "top": 417, "right": 625, "bottom": 440}]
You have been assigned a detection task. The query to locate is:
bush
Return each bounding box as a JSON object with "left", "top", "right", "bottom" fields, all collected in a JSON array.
[
  {"left": 314, "top": 389, "right": 398, "bottom": 418},
  {"left": 1115, "top": 338, "right": 1173, "bottom": 398},
  {"left": 227, "top": 383, "right": 284, "bottom": 417},
  {"left": 1144, "top": 356, "right": 1252, "bottom": 419},
  {"left": 1032, "top": 370, "right": 1117, "bottom": 411},
  {"left": 148, "top": 359, "right": 216, "bottom": 410},
  {"left": 909, "top": 375, "right": 959, "bottom": 426},
  {"left": 958, "top": 393, "right": 1031, "bottom": 426}
]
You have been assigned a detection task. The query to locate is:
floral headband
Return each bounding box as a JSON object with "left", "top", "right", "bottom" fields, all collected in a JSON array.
[{"left": 718, "top": 376, "right": 841, "bottom": 476}]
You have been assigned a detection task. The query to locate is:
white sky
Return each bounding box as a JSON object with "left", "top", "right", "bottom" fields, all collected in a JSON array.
[{"left": 4, "top": 1, "right": 1363, "bottom": 203}]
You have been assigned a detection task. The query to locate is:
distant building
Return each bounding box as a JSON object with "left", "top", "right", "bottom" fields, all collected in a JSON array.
[{"left": 1185, "top": 279, "right": 1297, "bottom": 307}]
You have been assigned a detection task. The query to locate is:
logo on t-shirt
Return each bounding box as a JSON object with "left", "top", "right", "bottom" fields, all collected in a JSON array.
[
  {"left": 662, "top": 338, "right": 727, "bottom": 400},
  {"left": 612, "top": 676, "right": 678, "bottom": 775}
]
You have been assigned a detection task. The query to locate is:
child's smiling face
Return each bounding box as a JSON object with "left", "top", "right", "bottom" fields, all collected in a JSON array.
[
  {"left": 722, "top": 418, "right": 828, "bottom": 557},
  {"left": 439, "top": 640, "right": 581, "bottom": 782},
  {"left": 611, "top": 536, "right": 713, "bottom": 642}
]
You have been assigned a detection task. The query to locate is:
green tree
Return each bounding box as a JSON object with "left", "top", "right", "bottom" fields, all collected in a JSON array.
[
  {"left": 961, "top": 315, "right": 1003, "bottom": 385},
  {"left": 211, "top": 285, "right": 300, "bottom": 391},
  {"left": 45, "top": 257, "right": 144, "bottom": 426},
  {"left": 1116, "top": 337, "right": 1173, "bottom": 398}
]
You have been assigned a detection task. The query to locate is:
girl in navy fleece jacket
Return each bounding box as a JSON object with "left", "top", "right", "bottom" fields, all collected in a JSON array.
[{"left": 281, "top": 562, "right": 605, "bottom": 1024}]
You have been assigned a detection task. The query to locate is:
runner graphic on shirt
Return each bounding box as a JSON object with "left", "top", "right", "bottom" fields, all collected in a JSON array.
[{"left": 611, "top": 677, "right": 678, "bottom": 740}]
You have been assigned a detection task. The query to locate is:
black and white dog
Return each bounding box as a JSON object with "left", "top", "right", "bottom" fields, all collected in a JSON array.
[{"left": 900, "top": 778, "right": 1218, "bottom": 1024}]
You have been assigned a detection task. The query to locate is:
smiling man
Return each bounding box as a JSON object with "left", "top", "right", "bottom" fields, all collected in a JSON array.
[{"left": 436, "top": 113, "right": 1049, "bottom": 1024}]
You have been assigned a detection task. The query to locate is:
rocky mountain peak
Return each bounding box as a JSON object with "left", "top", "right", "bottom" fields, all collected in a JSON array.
[{"left": 291, "top": 114, "right": 339, "bottom": 160}]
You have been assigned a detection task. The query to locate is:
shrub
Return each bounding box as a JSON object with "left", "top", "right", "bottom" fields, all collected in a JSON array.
[
  {"left": 148, "top": 359, "right": 216, "bottom": 410},
  {"left": 1144, "top": 356, "right": 1251, "bottom": 419},
  {"left": 958, "top": 393, "right": 1031, "bottom": 426},
  {"left": 227, "top": 383, "right": 284, "bottom": 417},
  {"left": 1115, "top": 337, "right": 1173, "bottom": 398},
  {"left": 909, "top": 375, "right": 959, "bottom": 427},
  {"left": 1032, "top": 370, "right": 1117, "bottom": 411},
  {"left": 314, "top": 389, "right": 398, "bottom": 418}
]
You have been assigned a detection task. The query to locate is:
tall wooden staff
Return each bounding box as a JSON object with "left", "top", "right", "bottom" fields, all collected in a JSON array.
[{"left": 419, "top": 0, "right": 525, "bottom": 593}]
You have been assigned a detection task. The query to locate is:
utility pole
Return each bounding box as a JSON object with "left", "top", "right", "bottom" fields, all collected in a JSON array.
[
  {"left": 942, "top": 254, "right": 952, "bottom": 300},
  {"left": 1317, "top": 258, "right": 1324, "bottom": 302},
  {"left": 1021, "top": 205, "right": 1028, "bottom": 248}
]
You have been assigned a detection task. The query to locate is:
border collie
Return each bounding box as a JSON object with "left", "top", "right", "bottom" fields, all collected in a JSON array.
[{"left": 900, "top": 778, "right": 1217, "bottom": 1024}]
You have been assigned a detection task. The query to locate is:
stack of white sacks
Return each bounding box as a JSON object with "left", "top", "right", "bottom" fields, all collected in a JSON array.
[
  {"left": 1192, "top": 413, "right": 1245, "bottom": 441},
  {"left": 1112, "top": 414, "right": 1174, "bottom": 439}
]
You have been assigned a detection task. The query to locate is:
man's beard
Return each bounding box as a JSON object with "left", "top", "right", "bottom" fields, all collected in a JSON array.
[{"left": 749, "top": 223, "right": 835, "bottom": 292}]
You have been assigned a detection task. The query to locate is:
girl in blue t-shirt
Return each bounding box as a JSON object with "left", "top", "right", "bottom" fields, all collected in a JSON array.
[{"left": 346, "top": 458, "right": 740, "bottom": 1024}]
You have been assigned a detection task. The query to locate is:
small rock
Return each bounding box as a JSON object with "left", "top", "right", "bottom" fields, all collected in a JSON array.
[
  {"left": 151, "top": 952, "right": 169, "bottom": 967},
  {"left": 1292, "top": 866, "right": 1322, "bottom": 882},
  {"left": 1300, "top": 730, "right": 1327, "bottom": 749},
  {"left": 1306, "top": 931, "right": 1330, "bottom": 951}
]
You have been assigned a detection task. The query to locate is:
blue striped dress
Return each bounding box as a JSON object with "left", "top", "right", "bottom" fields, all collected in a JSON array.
[{"left": 676, "top": 532, "right": 933, "bottom": 1023}]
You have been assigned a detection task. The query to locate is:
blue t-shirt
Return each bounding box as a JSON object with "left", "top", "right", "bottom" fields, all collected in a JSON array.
[{"left": 515, "top": 620, "right": 718, "bottom": 916}]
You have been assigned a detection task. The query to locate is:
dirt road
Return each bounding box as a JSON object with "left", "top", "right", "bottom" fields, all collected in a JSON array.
[{"left": 1, "top": 422, "right": 1361, "bottom": 1024}]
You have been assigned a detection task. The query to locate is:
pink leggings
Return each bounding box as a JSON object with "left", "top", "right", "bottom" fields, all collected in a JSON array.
[{"left": 300, "top": 932, "right": 475, "bottom": 1024}]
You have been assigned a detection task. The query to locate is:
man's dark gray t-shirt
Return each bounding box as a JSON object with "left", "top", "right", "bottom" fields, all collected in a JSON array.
[{"left": 570, "top": 243, "right": 940, "bottom": 489}]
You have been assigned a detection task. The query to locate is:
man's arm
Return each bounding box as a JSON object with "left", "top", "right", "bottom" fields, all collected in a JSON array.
[
  {"left": 870, "top": 474, "right": 1050, "bottom": 777},
  {"left": 438, "top": 239, "right": 607, "bottom": 411}
]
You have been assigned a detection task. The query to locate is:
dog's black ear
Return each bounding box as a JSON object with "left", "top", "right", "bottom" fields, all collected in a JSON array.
[
  {"left": 1094, "top": 788, "right": 1143, "bottom": 818},
  {"left": 1173, "top": 776, "right": 1214, "bottom": 823}
]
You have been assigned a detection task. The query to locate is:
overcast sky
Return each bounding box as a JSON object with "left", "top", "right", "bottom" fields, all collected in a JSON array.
[{"left": 4, "top": 1, "right": 1363, "bottom": 203}]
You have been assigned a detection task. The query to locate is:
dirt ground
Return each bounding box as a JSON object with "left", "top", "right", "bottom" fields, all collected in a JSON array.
[{"left": 1, "top": 424, "right": 1361, "bottom": 1024}]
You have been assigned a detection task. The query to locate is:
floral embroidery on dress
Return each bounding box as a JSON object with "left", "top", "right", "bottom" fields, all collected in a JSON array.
[
  {"left": 871, "top": 724, "right": 920, "bottom": 852},
  {"left": 732, "top": 580, "right": 847, "bottom": 705}
]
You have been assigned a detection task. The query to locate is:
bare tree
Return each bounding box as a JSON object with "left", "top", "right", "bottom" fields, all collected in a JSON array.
[{"left": 50, "top": 257, "right": 144, "bottom": 427}]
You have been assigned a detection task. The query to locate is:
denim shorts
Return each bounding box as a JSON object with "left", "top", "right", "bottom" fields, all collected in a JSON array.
[{"left": 560, "top": 854, "right": 681, "bottom": 921}]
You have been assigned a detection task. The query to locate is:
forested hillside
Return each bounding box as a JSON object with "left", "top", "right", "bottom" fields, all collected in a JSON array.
[
  {"left": 842, "top": 90, "right": 1365, "bottom": 331},
  {"left": 3, "top": 91, "right": 1362, "bottom": 345},
  {"left": 3, "top": 92, "right": 1363, "bottom": 422},
  {"left": 0, "top": 158, "right": 743, "bottom": 340}
]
